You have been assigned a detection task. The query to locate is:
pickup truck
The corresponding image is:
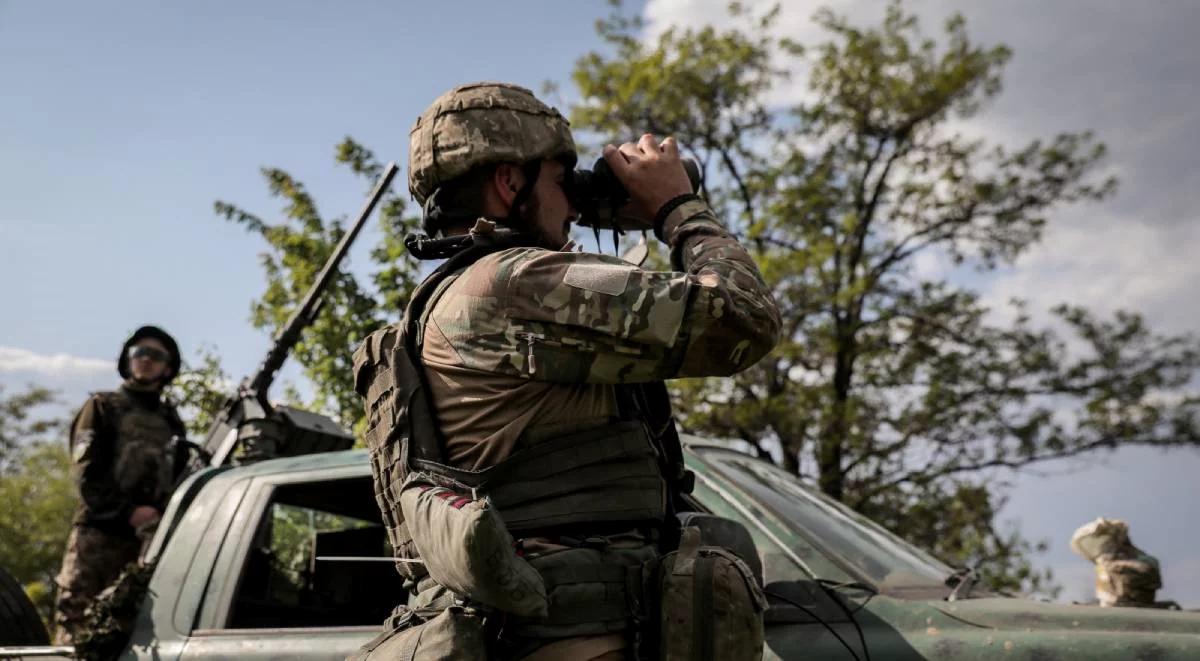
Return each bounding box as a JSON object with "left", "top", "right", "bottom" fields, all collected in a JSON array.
[{"left": 3, "top": 436, "right": 1198, "bottom": 660}]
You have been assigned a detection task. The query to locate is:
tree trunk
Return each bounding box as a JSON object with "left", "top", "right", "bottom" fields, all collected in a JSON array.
[
  {"left": 781, "top": 439, "right": 802, "bottom": 475},
  {"left": 819, "top": 333, "right": 854, "bottom": 501}
]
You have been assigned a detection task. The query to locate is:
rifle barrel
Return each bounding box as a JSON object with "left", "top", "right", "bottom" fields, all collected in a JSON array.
[{"left": 248, "top": 162, "right": 399, "bottom": 395}]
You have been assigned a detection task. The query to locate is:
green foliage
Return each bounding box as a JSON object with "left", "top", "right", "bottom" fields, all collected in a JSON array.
[
  {"left": 0, "top": 386, "right": 73, "bottom": 629},
  {"left": 0, "top": 384, "right": 59, "bottom": 472},
  {"left": 267, "top": 503, "right": 372, "bottom": 590},
  {"left": 571, "top": 1, "right": 1198, "bottom": 595},
  {"left": 169, "top": 346, "right": 233, "bottom": 438},
  {"left": 0, "top": 439, "right": 76, "bottom": 624},
  {"left": 214, "top": 138, "right": 421, "bottom": 428},
  {"left": 75, "top": 561, "right": 155, "bottom": 661},
  {"left": 867, "top": 479, "right": 1054, "bottom": 595}
]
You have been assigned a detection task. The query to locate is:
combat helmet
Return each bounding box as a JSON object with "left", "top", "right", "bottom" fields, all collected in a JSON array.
[
  {"left": 118, "top": 325, "right": 181, "bottom": 384},
  {"left": 408, "top": 82, "right": 576, "bottom": 233}
]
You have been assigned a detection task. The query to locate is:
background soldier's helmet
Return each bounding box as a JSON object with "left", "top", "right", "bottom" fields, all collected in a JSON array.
[
  {"left": 118, "top": 325, "right": 181, "bottom": 383},
  {"left": 407, "top": 81, "right": 576, "bottom": 206}
]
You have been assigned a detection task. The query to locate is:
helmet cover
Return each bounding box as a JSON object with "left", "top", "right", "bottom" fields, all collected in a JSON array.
[{"left": 408, "top": 81, "right": 576, "bottom": 205}]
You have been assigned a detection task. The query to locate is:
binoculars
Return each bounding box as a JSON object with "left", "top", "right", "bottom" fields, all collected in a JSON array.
[{"left": 570, "top": 157, "right": 703, "bottom": 230}]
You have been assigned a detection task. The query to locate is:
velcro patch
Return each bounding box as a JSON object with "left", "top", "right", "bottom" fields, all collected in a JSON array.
[
  {"left": 563, "top": 262, "right": 635, "bottom": 296},
  {"left": 72, "top": 430, "right": 94, "bottom": 462}
]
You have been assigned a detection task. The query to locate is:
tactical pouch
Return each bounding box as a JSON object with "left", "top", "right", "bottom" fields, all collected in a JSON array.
[
  {"left": 654, "top": 526, "right": 767, "bottom": 661},
  {"left": 348, "top": 606, "right": 488, "bottom": 661},
  {"left": 399, "top": 473, "right": 549, "bottom": 617}
]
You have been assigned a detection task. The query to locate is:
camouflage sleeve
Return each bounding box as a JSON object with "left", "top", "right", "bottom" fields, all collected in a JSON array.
[
  {"left": 430, "top": 199, "right": 780, "bottom": 383},
  {"left": 71, "top": 395, "right": 133, "bottom": 527}
]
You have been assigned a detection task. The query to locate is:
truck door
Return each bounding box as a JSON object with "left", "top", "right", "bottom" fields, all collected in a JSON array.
[{"left": 179, "top": 468, "right": 399, "bottom": 660}]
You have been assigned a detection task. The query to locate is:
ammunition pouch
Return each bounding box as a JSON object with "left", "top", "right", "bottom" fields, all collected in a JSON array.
[
  {"left": 510, "top": 543, "right": 659, "bottom": 639},
  {"left": 651, "top": 526, "right": 767, "bottom": 661},
  {"left": 399, "top": 474, "right": 548, "bottom": 618},
  {"left": 400, "top": 516, "right": 766, "bottom": 660}
]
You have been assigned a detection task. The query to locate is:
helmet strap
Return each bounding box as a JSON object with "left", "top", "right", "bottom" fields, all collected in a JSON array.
[{"left": 421, "top": 188, "right": 484, "bottom": 238}]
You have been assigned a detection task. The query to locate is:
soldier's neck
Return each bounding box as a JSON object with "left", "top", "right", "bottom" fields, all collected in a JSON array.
[{"left": 121, "top": 379, "right": 163, "bottom": 398}]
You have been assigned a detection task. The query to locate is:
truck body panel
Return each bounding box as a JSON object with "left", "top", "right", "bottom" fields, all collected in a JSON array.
[{"left": 5, "top": 440, "right": 1197, "bottom": 660}]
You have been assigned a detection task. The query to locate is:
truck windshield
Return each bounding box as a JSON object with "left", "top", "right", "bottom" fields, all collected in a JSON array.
[{"left": 699, "top": 449, "right": 954, "bottom": 592}]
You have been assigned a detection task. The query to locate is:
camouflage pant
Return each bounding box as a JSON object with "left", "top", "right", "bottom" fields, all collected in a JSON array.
[{"left": 53, "top": 526, "right": 141, "bottom": 645}]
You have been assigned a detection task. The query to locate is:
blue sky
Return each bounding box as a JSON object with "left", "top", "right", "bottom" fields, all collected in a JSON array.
[
  {"left": 3, "top": 1, "right": 1199, "bottom": 604},
  {"left": 0, "top": 0, "right": 609, "bottom": 375}
]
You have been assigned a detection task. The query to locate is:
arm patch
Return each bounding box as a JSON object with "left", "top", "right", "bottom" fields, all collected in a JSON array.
[{"left": 562, "top": 262, "right": 635, "bottom": 296}]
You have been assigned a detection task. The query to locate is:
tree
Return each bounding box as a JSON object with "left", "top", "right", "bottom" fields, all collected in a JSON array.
[
  {"left": 214, "top": 139, "right": 421, "bottom": 429},
  {"left": 169, "top": 346, "right": 234, "bottom": 438},
  {"left": 0, "top": 386, "right": 74, "bottom": 625},
  {"left": 570, "top": 1, "right": 1200, "bottom": 593},
  {"left": 0, "top": 384, "right": 59, "bottom": 473}
]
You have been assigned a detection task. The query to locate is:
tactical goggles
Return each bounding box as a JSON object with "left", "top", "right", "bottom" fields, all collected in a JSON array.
[{"left": 128, "top": 345, "right": 169, "bottom": 363}]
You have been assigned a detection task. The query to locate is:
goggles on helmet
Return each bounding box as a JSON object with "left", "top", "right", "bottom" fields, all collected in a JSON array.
[{"left": 128, "top": 345, "right": 169, "bottom": 364}]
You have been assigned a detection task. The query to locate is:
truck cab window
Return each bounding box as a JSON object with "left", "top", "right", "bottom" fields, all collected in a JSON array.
[{"left": 227, "top": 477, "right": 402, "bottom": 628}]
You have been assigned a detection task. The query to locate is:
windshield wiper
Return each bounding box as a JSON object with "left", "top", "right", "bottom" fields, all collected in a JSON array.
[
  {"left": 816, "top": 578, "right": 877, "bottom": 594},
  {"left": 946, "top": 566, "right": 979, "bottom": 601}
]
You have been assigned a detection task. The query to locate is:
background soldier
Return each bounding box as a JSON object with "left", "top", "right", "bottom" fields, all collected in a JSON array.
[
  {"left": 354, "top": 82, "right": 780, "bottom": 659},
  {"left": 53, "top": 325, "right": 188, "bottom": 645}
]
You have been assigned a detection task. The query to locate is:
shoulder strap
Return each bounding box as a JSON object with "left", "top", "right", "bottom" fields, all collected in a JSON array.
[
  {"left": 399, "top": 240, "right": 519, "bottom": 464},
  {"left": 619, "top": 382, "right": 694, "bottom": 533},
  {"left": 161, "top": 400, "right": 187, "bottom": 439}
]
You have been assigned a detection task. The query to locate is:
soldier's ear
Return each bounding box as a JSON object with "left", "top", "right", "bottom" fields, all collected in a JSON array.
[{"left": 492, "top": 164, "right": 523, "bottom": 207}]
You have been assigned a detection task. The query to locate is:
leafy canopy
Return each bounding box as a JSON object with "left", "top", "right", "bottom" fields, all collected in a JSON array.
[
  {"left": 569, "top": 0, "right": 1199, "bottom": 593},
  {"left": 213, "top": 139, "right": 421, "bottom": 430}
]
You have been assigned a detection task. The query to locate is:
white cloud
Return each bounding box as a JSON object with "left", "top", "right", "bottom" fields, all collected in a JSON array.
[
  {"left": 0, "top": 346, "right": 110, "bottom": 376},
  {"left": 0, "top": 347, "right": 114, "bottom": 418},
  {"left": 981, "top": 205, "right": 1200, "bottom": 336},
  {"left": 911, "top": 248, "right": 948, "bottom": 281},
  {"left": 643, "top": 0, "right": 1200, "bottom": 335}
]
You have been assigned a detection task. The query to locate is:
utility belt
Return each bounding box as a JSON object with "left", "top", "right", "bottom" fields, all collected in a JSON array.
[{"left": 353, "top": 507, "right": 767, "bottom": 661}]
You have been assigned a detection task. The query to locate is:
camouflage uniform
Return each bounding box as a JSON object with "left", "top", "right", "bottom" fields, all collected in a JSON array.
[
  {"left": 1095, "top": 549, "right": 1162, "bottom": 607},
  {"left": 353, "top": 82, "right": 779, "bottom": 660},
  {"left": 54, "top": 328, "right": 187, "bottom": 646},
  {"left": 54, "top": 525, "right": 142, "bottom": 646},
  {"left": 422, "top": 201, "right": 779, "bottom": 470},
  {"left": 1070, "top": 517, "right": 1163, "bottom": 608}
]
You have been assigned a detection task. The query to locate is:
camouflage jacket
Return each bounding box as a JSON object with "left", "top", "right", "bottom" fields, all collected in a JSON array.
[
  {"left": 1096, "top": 545, "right": 1163, "bottom": 607},
  {"left": 428, "top": 199, "right": 779, "bottom": 381},
  {"left": 417, "top": 198, "right": 781, "bottom": 468},
  {"left": 69, "top": 385, "right": 187, "bottom": 534}
]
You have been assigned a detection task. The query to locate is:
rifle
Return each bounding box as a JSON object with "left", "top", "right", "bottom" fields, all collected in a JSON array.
[{"left": 202, "top": 163, "right": 399, "bottom": 467}]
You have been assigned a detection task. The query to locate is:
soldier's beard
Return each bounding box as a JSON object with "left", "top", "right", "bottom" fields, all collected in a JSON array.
[{"left": 517, "top": 195, "right": 569, "bottom": 251}]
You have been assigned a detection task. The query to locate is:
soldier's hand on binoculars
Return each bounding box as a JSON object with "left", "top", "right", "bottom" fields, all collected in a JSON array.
[{"left": 603, "top": 134, "right": 693, "bottom": 231}]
